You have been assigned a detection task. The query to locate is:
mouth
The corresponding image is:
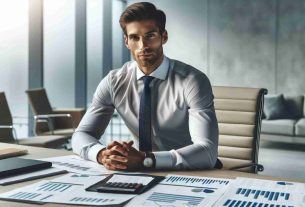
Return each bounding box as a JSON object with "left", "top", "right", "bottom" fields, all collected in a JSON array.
[{"left": 139, "top": 53, "right": 153, "bottom": 58}]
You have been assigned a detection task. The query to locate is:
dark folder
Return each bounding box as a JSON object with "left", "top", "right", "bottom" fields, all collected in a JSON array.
[{"left": 0, "top": 157, "right": 52, "bottom": 178}]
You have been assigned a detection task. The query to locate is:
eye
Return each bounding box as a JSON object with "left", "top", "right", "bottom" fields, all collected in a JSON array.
[
  {"left": 129, "top": 35, "right": 139, "bottom": 41},
  {"left": 146, "top": 33, "right": 156, "bottom": 39}
]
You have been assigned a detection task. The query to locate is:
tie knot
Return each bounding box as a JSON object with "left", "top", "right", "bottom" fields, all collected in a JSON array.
[{"left": 142, "top": 76, "right": 154, "bottom": 86}]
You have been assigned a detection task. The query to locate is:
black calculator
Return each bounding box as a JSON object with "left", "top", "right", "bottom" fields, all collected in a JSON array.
[{"left": 86, "top": 173, "right": 165, "bottom": 194}]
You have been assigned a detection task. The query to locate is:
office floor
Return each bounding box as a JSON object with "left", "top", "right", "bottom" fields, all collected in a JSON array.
[{"left": 258, "top": 140, "right": 305, "bottom": 180}]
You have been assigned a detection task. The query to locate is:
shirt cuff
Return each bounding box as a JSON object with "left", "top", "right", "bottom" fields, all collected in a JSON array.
[
  {"left": 153, "top": 151, "right": 174, "bottom": 169},
  {"left": 170, "top": 149, "right": 184, "bottom": 166},
  {"left": 87, "top": 144, "right": 106, "bottom": 163}
]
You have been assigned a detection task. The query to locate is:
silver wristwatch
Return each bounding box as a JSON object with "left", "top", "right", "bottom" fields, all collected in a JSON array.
[{"left": 143, "top": 152, "right": 155, "bottom": 168}]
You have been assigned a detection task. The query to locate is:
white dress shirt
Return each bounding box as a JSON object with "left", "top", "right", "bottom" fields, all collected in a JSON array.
[{"left": 72, "top": 56, "right": 219, "bottom": 170}]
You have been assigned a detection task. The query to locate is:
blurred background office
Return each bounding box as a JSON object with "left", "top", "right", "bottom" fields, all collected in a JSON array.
[{"left": 0, "top": 0, "right": 305, "bottom": 179}]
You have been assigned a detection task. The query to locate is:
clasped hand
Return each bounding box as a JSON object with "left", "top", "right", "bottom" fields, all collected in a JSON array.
[{"left": 97, "top": 140, "right": 145, "bottom": 171}]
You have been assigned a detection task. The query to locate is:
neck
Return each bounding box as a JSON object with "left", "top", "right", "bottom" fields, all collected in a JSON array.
[{"left": 139, "top": 55, "right": 164, "bottom": 75}]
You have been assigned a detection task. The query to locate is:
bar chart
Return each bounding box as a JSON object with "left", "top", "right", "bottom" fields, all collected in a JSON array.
[
  {"left": 9, "top": 192, "right": 41, "bottom": 200},
  {"left": 37, "top": 182, "right": 74, "bottom": 192},
  {"left": 236, "top": 188, "right": 290, "bottom": 201},
  {"left": 222, "top": 199, "right": 294, "bottom": 207},
  {"left": 161, "top": 174, "right": 231, "bottom": 188},
  {"left": 146, "top": 192, "right": 204, "bottom": 206},
  {"left": 70, "top": 197, "right": 115, "bottom": 204},
  {"left": 52, "top": 161, "right": 90, "bottom": 172}
]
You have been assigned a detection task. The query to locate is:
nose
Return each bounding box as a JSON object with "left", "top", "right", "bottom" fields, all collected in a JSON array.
[{"left": 139, "top": 37, "right": 148, "bottom": 50}]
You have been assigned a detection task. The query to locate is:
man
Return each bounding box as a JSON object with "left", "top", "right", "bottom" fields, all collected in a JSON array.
[{"left": 72, "top": 2, "right": 218, "bottom": 171}]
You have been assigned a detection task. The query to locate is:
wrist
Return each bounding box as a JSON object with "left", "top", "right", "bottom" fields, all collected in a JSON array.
[
  {"left": 140, "top": 151, "right": 146, "bottom": 162},
  {"left": 97, "top": 148, "right": 106, "bottom": 164}
]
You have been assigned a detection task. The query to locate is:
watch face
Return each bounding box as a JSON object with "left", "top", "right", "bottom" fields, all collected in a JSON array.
[{"left": 143, "top": 157, "right": 153, "bottom": 168}]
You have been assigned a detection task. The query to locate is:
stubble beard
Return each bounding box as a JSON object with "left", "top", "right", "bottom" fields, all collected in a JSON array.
[{"left": 137, "top": 47, "right": 163, "bottom": 69}]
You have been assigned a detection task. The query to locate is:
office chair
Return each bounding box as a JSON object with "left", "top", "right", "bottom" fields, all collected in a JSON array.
[
  {"left": 25, "top": 88, "right": 85, "bottom": 137},
  {"left": 212, "top": 86, "right": 268, "bottom": 173},
  {"left": 0, "top": 92, "right": 69, "bottom": 148}
]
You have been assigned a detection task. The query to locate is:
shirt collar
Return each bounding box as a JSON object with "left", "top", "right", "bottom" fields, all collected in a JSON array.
[{"left": 136, "top": 56, "right": 169, "bottom": 80}]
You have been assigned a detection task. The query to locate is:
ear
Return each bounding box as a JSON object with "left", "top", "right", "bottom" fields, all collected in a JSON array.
[
  {"left": 124, "top": 35, "right": 130, "bottom": 49},
  {"left": 162, "top": 30, "right": 168, "bottom": 44}
]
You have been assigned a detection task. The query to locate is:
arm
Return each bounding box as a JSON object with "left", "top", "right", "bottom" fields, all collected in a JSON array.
[
  {"left": 154, "top": 72, "right": 219, "bottom": 170},
  {"left": 72, "top": 74, "right": 115, "bottom": 162}
]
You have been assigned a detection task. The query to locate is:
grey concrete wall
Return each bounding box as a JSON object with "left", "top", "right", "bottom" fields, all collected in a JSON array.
[
  {"left": 127, "top": 0, "right": 305, "bottom": 95},
  {"left": 277, "top": 0, "right": 305, "bottom": 95},
  {"left": 209, "top": 0, "right": 276, "bottom": 92}
]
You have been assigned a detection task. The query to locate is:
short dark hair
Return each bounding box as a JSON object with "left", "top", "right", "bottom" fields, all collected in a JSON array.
[{"left": 119, "top": 2, "right": 166, "bottom": 35}]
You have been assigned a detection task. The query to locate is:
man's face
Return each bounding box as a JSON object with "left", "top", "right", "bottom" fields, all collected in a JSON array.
[{"left": 124, "top": 20, "right": 168, "bottom": 69}]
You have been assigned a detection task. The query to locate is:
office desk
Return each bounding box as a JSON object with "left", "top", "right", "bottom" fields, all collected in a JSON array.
[{"left": 0, "top": 142, "right": 304, "bottom": 207}]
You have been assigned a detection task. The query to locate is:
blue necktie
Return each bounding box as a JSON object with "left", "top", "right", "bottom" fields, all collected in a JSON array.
[{"left": 139, "top": 76, "right": 154, "bottom": 152}]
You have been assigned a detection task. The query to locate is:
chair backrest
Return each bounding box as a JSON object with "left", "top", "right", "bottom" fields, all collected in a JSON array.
[
  {"left": 25, "top": 88, "right": 53, "bottom": 115},
  {"left": 212, "top": 86, "right": 267, "bottom": 173},
  {"left": 0, "top": 92, "right": 15, "bottom": 142}
]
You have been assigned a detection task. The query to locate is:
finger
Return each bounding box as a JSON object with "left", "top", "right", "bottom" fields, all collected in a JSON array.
[
  {"left": 106, "top": 141, "right": 129, "bottom": 155},
  {"left": 102, "top": 149, "right": 112, "bottom": 157},
  {"left": 108, "top": 140, "right": 131, "bottom": 152},
  {"left": 113, "top": 163, "right": 127, "bottom": 170},
  {"left": 107, "top": 141, "right": 123, "bottom": 149},
  {"left": 122, "top": 142, "right": 131, "bottom": 152},
  {"left": 109, "top": 155, "right": 128, "bottom": 163},
  {"left": 127, "top": 140, "right": 134, "bottom": 146},
  {"left": 122, "top": 140, "right": 134, "bottom": 149},
  {"left": 104, "top": 163, "right": 116, "bottom": 171},
  {"left": 110, "top": 145, "right": 129, "bottom": 157},
  {"left": 105, "top": 158, "right": 127, "bottom": 170},
  {"left": 102, "top": 148, "right": 126, "bottom": 157}
]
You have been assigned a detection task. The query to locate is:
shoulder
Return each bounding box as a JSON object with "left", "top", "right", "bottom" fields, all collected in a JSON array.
[
  {"left": 107, "top": 61, "right": 136, "bottom": 86},
  {"left": 169, "top": 58, "right": 210, "bottom": 87},
  {"left": 95, "top": 60, "right": 135, "bottom": 94}
]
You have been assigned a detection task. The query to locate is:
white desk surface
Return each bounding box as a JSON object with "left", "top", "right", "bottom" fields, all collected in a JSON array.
[{"left": 0, "top": 142, "right": 304, "bottom": 207}]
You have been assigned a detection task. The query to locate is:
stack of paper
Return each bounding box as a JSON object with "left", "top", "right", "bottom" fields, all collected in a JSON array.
[
  {"left": 0, "top": 175, "right": 135, "bottom": 206},
  {"left": 213, "top": 177, "right": 305, "bottom": 207},
  {"left": 126, "top": 174, "right": 234, "bottom": 207}
]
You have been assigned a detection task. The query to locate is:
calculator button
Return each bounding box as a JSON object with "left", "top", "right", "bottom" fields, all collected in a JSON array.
[
  {"left": 105, "top": 182, "right": 112, "bottom": 186},
  {"left": 127, "top": 183, "right": 133, "bottom": 188},
  {"left": 112, "top": 182, "right": 119, "bottom": 187},
  {"left": 135, "top": 183, "right": 143, "bottom": 189},
  {"left": 117, "top": 182, "right": 125, "bottom": 188}
]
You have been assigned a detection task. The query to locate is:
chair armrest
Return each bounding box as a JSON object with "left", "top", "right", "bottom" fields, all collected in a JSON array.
[
  {"left": 33, "top": 114, "right": 74, "bottom": 135},
  {"left": 0, "top": 125, "right": 13, "bottom": 129},
  {"left": 229, "top": 163, "right": 264, "bottom": 172},
  {"left": 53, "top": 108, "right": 85, "bottom": 128},
  {"left": 34, "top": 114, "right": 72, "bottom": 119},
  {"left": 53, "top": 108, "right": 85, "bottom": 113}
]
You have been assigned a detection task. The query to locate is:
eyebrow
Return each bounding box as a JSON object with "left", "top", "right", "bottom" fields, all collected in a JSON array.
[
  {"left": 128, "top": 29, "right": 158, "bottom": 37},
  {"left": 145, "top": 29, "right": 158, "bottom": 34}
]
